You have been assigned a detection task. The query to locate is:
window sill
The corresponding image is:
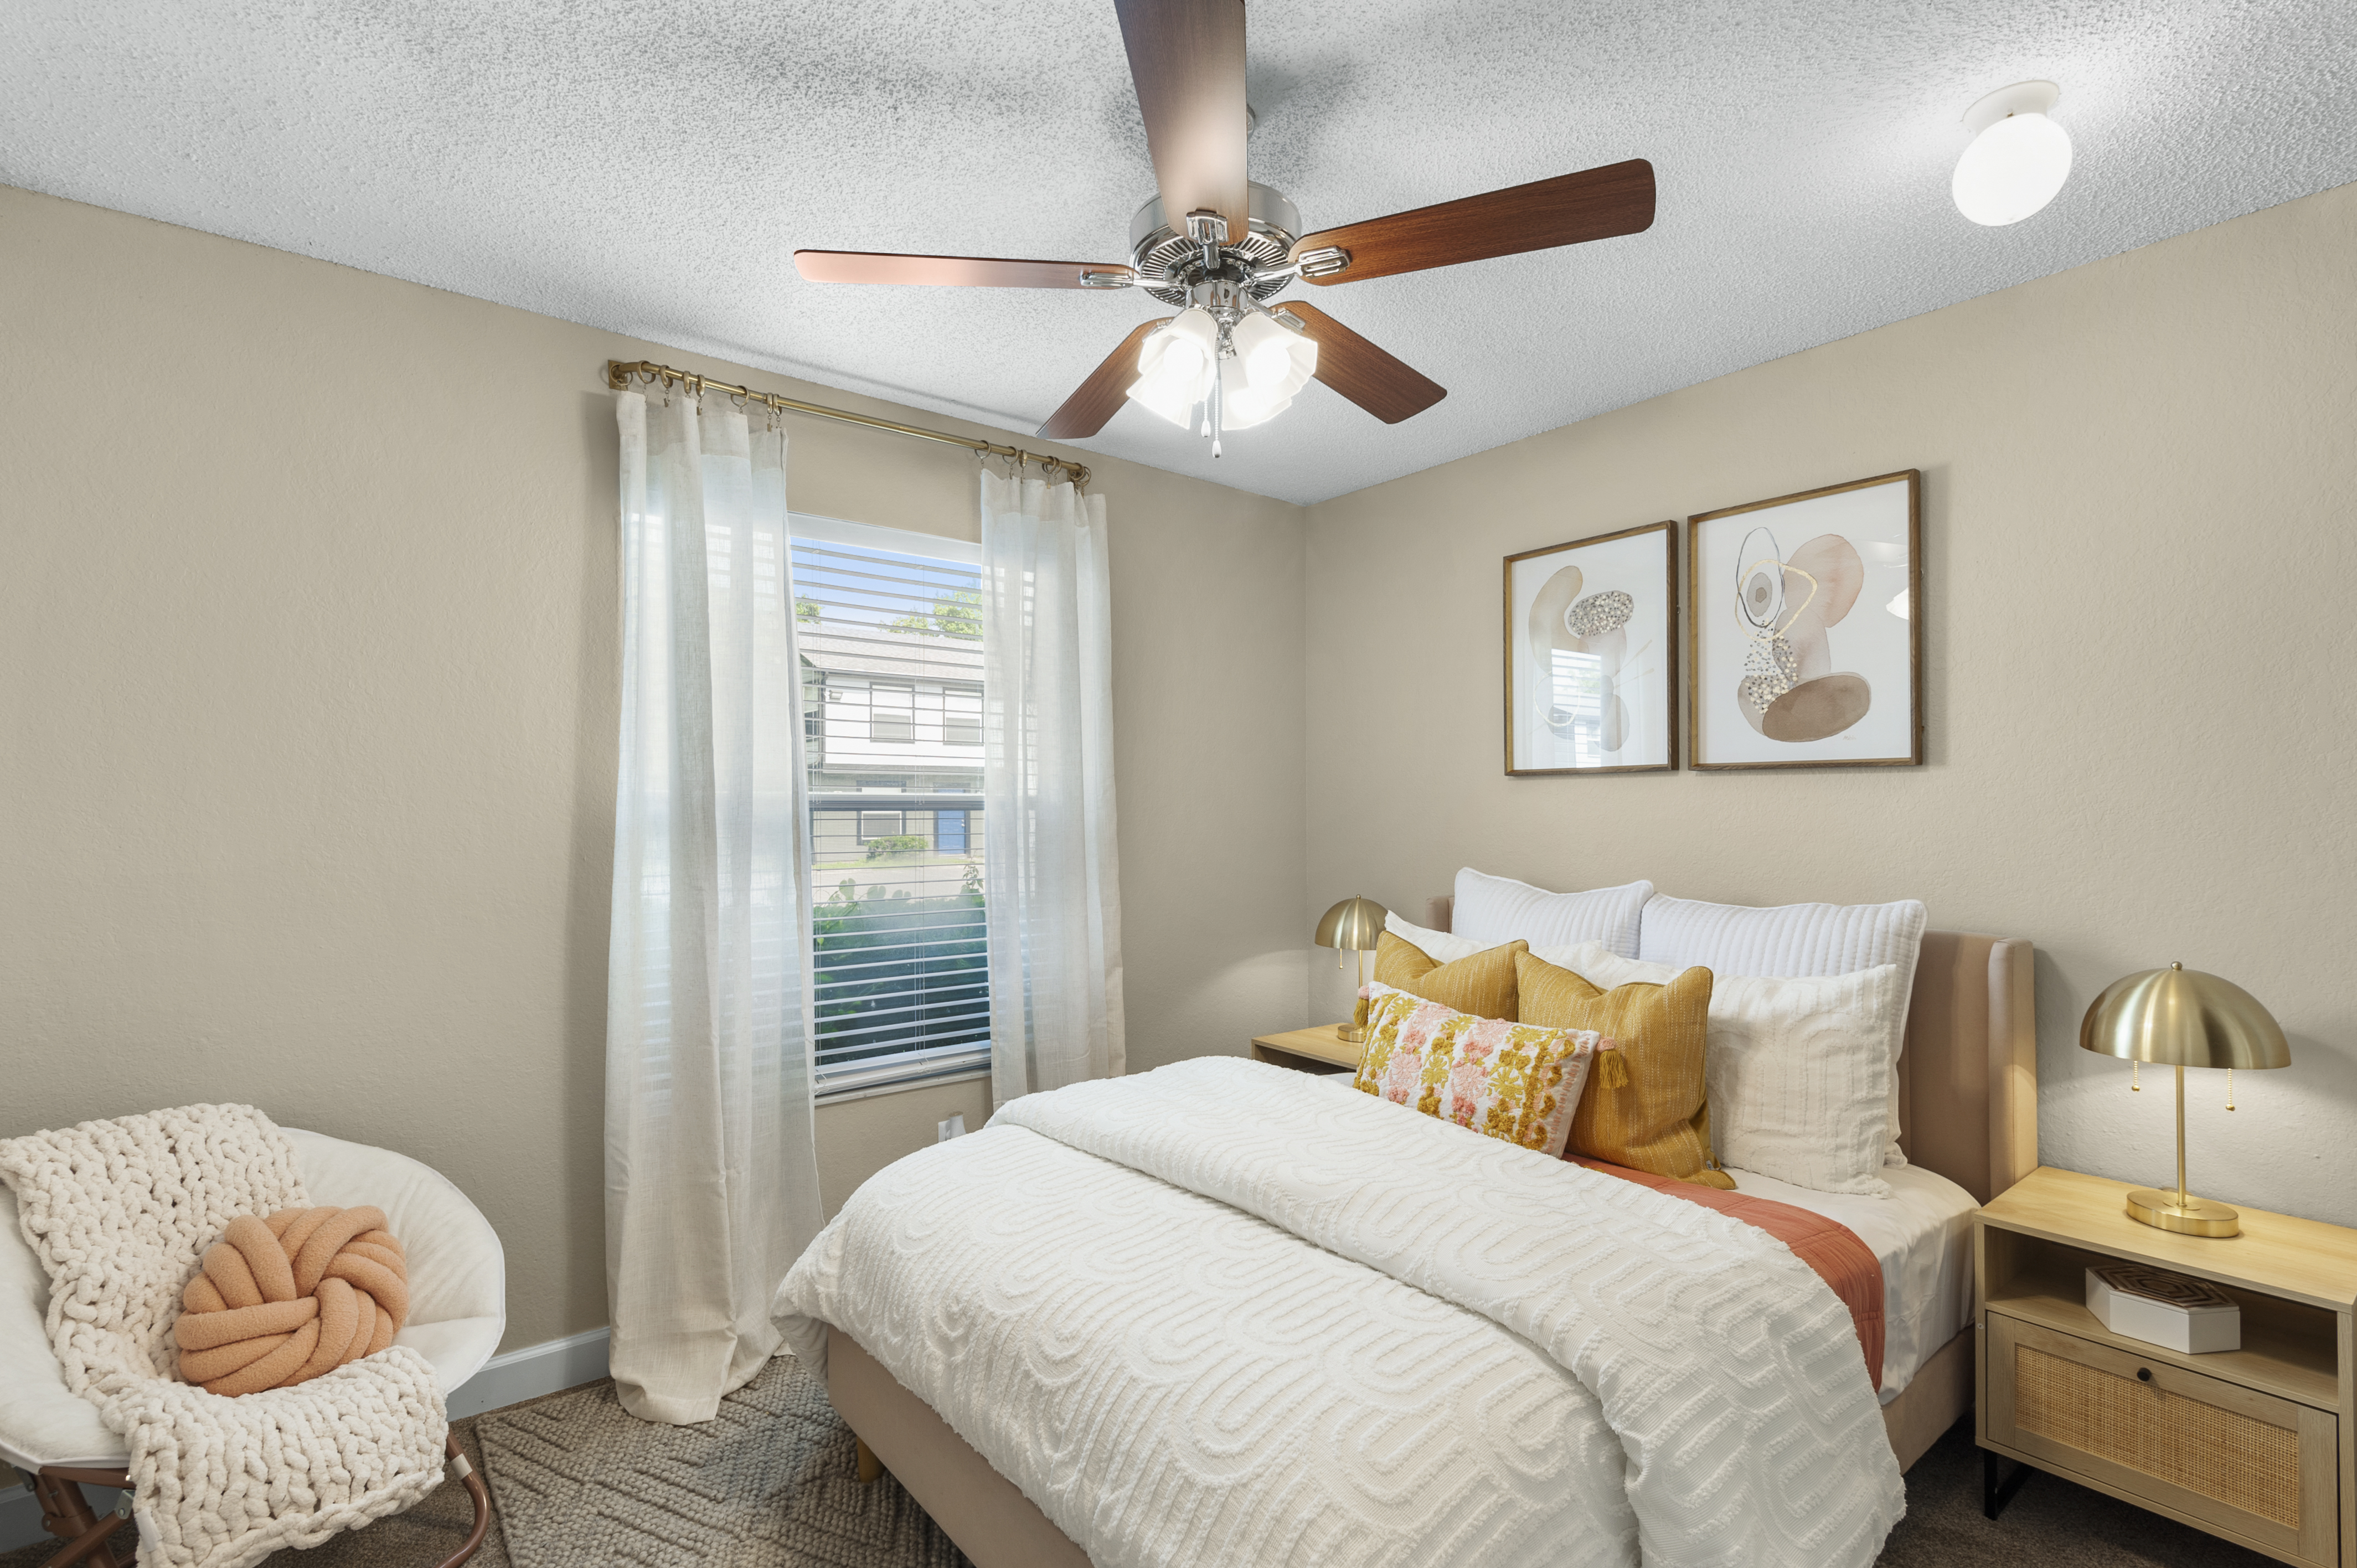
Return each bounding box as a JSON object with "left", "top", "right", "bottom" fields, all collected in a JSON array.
[{"left": 815, "top": 1044, "right": 991, "bottom": 1105}]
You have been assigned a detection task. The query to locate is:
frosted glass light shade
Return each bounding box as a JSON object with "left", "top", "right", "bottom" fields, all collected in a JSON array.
[
  {"left": 1219, "top": 313, "right": 1317, "bottom": 427},
  {"left": 1231, "top": 312, "right": 1317, "bottom": 393},
  {"left": 1127, "top": 309, "right": 1218, "bottom": 427},
  {"left": 1218, "top": 358, "right": 1290, "bottom": 428},
  {"left": 1953, "top": 111, "right": 2072, "bottom": 226}
]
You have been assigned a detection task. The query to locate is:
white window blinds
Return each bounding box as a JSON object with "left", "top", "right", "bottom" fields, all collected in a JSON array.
[{"left": 791, "top": 514, "right": 989, "bottom": 1095}]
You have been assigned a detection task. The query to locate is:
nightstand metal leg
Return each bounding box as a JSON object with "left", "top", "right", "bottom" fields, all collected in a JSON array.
[{"left": 1983, "top": 1450, "right": 2033, "bottom": 1520}]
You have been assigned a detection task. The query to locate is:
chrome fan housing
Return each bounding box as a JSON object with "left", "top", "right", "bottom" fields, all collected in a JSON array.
[{"left": 1128, "top": 182, "right": 1301, "bottom": 306}]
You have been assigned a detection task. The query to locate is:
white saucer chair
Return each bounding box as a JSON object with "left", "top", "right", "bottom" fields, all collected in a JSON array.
[{"left": 0, "top": 1128, "right": 507, "bottom": 1567}]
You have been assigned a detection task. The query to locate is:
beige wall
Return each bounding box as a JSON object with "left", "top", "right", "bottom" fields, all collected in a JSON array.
[
  {"left": 0, "top": 184, "right": 1308, "bottom": 1351},
  {"left": 1304, "top": 180, "right": 2357, "bottom": 1227}
]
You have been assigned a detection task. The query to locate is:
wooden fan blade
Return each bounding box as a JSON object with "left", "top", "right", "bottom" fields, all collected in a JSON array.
[
  {"left": 1272, "top": 302, "right": 1446, "bottom": 424},
  {"left": 795, "top": 251, "right": 1136, "bottom": 289},
  {"left": 1291, "top": 159, "right": 1655, "bottom": 286},
  {"left": 1114, "top": 0, "right": 1249, "bottom": 246},
  {"left": 1038, "top": 318, "right": 1174, "bottom": 440}
]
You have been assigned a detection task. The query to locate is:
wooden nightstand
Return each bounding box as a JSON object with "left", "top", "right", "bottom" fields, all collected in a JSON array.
[
  {"left": 1250, "top": 1024, "right": 1361, "bottom": 1076},
  {"left": 1977, "top": 1166, "right": 2357, "bottom": 1566}
]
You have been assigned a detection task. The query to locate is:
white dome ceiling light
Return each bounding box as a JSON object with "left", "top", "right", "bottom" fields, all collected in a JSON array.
[{"left": 1952, "top": 80, "right": 2072, "bottom": 227}]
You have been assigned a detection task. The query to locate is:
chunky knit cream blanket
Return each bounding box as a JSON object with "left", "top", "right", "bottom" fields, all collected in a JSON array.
[{"left": 0, "top": 1104, "right": 448, "bottom": 1568}]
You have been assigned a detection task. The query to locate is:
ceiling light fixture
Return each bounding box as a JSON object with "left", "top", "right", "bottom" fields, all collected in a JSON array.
[
  {"left": 1953, "top": 80, "right": 2072, "bottom": 227},
  {"left": 793, "top": 1, "right": 1660, "bottom": 448},
  {"left": 1125, "top": 303, "right": 1316, "bottom": 456}
]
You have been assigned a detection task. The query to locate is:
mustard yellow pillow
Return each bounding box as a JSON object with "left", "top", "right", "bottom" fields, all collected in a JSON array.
[
  {"left": 1352, "top": 985, "right": 1602, "bottom": 1158},
  {"left": 1372, "top": 931, "right": 1526, "bottom": 1020},
  {"left": 1516, "top": 950, "right": 1734, "bottom": 1189}
]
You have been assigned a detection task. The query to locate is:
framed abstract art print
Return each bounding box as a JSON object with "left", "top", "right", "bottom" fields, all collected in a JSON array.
[
  {"left": 1504, "top": 520, "right": 1677, "bottom": 776},
  {"left": 1687, "top": 470, "right": 1922, "bottom": 770}
]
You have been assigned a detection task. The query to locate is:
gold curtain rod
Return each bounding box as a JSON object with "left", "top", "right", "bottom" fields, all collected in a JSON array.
[{"left": 605, "top": 360, "right": 1090, "bottom": 487}]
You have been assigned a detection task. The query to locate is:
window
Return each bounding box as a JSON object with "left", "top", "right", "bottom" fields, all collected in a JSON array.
[
  {"left": 943, "top": 689, "right": 982, "bottom": 747},
  {"left": 869, "top": 682, "right": 914, "bottom": 744},
  {"left": 792, "top": 514, "right": 989, "bottom": 1098}
]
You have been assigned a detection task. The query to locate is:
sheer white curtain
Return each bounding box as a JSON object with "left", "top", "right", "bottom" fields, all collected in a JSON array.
[
  {"left": 981, "top": 469, "right": 1126, "bottom": 1103},
  {"left": 607, "top": 389, "right": 823, "bottom": 1424}
]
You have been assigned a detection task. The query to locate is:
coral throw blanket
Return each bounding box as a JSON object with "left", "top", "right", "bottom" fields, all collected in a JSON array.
[{"left": 1571, "top": 1157, "right": 1886, "bottom": 1389}]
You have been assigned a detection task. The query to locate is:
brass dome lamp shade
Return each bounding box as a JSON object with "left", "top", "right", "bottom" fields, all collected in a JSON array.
[
  {"left": 2080, "top": 962, "right": 2290, "bottom": 1237},
  {"left": 1316, "top": 896, "right": 1388, "bottom": 1043}
]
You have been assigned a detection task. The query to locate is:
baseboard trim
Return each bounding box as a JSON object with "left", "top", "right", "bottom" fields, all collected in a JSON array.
[
  {"left": 446, "top": 1325, "right": 612, "bottom": 1419},
  {"left": 1, "top": 1328, "right": 612, "bottom": 1552}
]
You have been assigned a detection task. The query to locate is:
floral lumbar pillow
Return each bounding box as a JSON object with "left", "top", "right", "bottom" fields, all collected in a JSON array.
[{"left": 1350, "top": 982, "right": 1606, "bottom": 1158}]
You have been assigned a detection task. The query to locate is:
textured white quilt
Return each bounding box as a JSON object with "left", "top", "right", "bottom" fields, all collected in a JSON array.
[{"left": 772, "top": 1058, "right": 1902, "bottom": 1568}]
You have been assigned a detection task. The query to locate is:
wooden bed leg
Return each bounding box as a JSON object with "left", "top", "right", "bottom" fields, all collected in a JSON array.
[{"left": 855, "top": 1437, "right": 883, "bottom": 1486}]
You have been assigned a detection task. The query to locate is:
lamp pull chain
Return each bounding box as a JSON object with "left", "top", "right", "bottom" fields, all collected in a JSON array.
[
  {"left": 2226, "top": 1067, "right": 2235, "bottom": 1110},
  {"left": 2131, "top": 1060, "right": 2139, "bottom": 1092}
]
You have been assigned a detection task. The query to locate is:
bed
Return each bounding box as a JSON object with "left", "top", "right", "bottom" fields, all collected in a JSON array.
[{"left": 778, "top": 904, "right": 2036, "bottom": 1568}]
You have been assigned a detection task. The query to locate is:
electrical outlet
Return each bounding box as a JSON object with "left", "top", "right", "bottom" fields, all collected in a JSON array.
[{"left": 936, "top": 1114, "right": 966, "bottom": 1142}]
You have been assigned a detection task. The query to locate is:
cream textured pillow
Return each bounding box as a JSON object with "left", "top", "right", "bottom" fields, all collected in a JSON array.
[
  {"left": 1352, "top": 983, "right": 1600, "bottom": 1158},
  {"left": 1451, "top": 869, "right": 1652, "bottom": 959},
  {"left": 1383, "top": 910, "right": 1484, "bottom": 963},
  {"left": 1636, "top": 894, "right": 1926, "bottom": 1167},
  {"left": 1547, "top": 942, "right": 1902, "bottom": 1197}
]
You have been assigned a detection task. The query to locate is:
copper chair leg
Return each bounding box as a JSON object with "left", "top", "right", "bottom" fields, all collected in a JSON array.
[
  {"left": 432, "top": 1432, "right": 493, "bottom": 1568},
  {"left": 35, "top": 1468, "right": 127, "bottom": 1568},
  {"left": 39, "top": 1508, "right": 123, "bottom": 1568},
  {"left": 37, "top": 1433, "right": 489, "bottom": 1568}
]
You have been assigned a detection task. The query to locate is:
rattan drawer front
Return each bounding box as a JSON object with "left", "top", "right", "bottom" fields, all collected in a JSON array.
[
  {"left": 1988, "top": 1312, "right": 2338, "bottom": 1566},
  {"left": 2018, "top": 1342, "right": 2300, "bottom": 1523}
]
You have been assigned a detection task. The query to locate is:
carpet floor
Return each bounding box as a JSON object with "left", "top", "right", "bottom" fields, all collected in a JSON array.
[{"left": 6, "top": 1363, "right": 2275, "bottom": 1567}]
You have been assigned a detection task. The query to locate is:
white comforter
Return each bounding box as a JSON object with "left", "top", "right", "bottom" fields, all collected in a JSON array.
[{"left": 772, "top": 1058, "right": 1902, "bottom": 1568}]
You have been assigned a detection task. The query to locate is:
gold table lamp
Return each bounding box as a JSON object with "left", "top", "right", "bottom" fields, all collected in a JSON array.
[
  {"left": 2080, "top": 961, "right": 2290, "bottom": 1237},
  {"left": 1316, "top": 896, "right": 1388, "bottom": 1043}
]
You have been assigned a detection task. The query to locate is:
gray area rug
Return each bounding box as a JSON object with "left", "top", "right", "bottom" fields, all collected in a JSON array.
[
  {"left": 473, "top": 1355, "right": 968, "bottom": 1568},
  {"left": 3, "top": 1364, "right": 2271, "bottom": 1567}
]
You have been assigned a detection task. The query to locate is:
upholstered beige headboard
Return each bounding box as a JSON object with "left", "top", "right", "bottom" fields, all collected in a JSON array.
[{"left": 1425, "top": 896, "right": 2038, "bottom": 1204}]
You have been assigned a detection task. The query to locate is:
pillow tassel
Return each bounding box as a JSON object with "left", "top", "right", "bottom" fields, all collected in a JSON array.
[{"left": 1597, "top": 1046, "right": 1630, "bottom": 1090}]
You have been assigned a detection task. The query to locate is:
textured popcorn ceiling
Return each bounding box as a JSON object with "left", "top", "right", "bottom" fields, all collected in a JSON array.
[{"left": 5, "top": 2, "right": 2354, "bottom": 504}]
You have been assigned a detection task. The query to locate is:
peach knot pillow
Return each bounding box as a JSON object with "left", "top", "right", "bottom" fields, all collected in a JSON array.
[{"left": 174, "top": 1206, "right": 410, "bottom": 1395}]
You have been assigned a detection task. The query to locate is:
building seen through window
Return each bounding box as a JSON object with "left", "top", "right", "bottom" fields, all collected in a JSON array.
[{"left": 793, "top": 520, "right": 988, "bottom": 1094}]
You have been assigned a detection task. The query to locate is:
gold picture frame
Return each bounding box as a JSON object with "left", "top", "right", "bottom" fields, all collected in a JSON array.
[
  {"left": 1503, "top": 520, "right": 1678, "bottom": 776},
  {"left": 1686, "top": 470, "right": 1922, "bottom": 771}
]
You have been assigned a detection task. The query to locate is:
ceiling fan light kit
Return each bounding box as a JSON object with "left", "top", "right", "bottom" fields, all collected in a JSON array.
[
  {"left": 792, "top": 0, "right": 1656, "bottom": 451},
  {"left": 1953, "top": 80, "right": 2072, "bottom": 226}
]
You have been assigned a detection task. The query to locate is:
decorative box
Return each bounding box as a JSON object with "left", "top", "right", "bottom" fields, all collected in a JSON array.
[{"left": 2085, "top": 1261, "right": 2241, "bottom": 1354}]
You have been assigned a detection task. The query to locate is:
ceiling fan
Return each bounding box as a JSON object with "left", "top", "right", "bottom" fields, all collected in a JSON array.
[{"left": 794, "top": 0, "right": 1655, "bottom": 455}]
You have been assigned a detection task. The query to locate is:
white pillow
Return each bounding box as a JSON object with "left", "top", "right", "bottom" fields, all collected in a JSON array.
[
  {"left": 1544, "top": 942, "right": 1902, "bottom": 1198},
  {"left": 1382, "top": 911, "right": 1486, "bottom": 963},
  {"left": 1637, "top": 894, "right": 1926, "bottom": 1165},
  {"left": 1452, "top": 869, "right": 1651, "bottom": 959}
]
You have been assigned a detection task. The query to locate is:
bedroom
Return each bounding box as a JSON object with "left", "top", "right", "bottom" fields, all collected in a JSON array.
[{"left": 2, "top": 2, "right": 2353, "bottom": 1566}]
